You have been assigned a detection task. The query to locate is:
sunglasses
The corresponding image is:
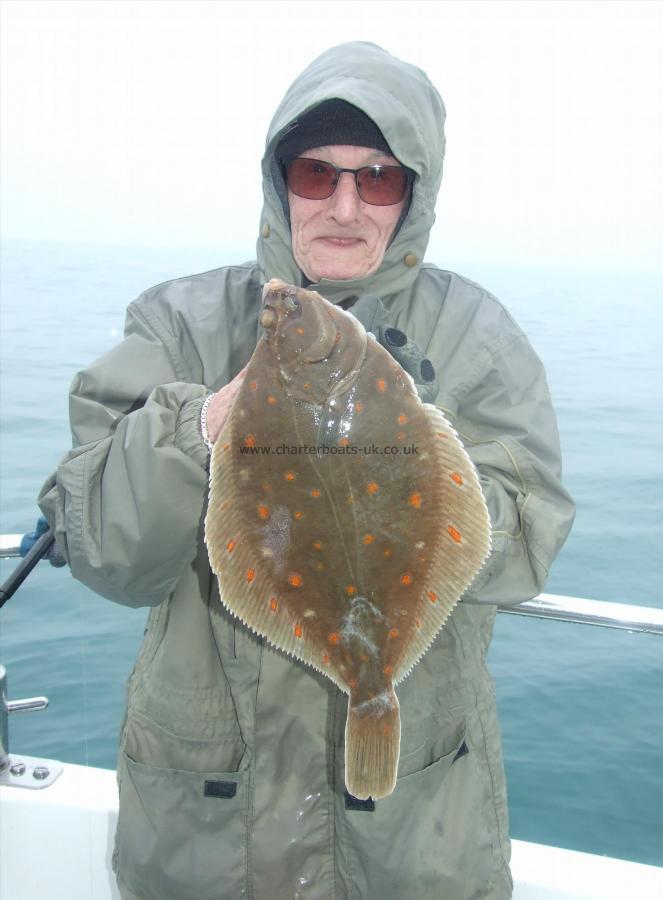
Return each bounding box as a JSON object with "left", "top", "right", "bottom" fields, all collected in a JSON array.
[{"left": 285, "top": 157, "right": 413, "bottom": 207}]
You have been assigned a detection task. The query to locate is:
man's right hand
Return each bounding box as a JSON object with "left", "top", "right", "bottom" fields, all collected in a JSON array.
[{"left": 205, "top": 365, "right": 248, "bottom": 445}]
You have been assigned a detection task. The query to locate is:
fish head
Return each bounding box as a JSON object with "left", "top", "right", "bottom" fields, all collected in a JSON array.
[{"left": 260, "top": 278, "right": 366, "bottom": 403}]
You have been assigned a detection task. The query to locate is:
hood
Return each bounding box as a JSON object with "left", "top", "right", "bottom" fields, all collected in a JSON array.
[{"left": 256, "top": 42, "right": 446, "bottom": 305}]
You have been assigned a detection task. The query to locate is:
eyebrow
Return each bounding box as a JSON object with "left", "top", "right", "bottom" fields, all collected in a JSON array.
[
  {"left": 364, "top": 149, "right": 393, "bottom": 162},
  {"left": 312, "top": 147, "right": 397, "bottom": 165}
]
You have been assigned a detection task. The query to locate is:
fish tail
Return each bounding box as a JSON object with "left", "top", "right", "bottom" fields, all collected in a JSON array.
[{"left": 344, "top": 688, "right": 401, "bottom": 800}]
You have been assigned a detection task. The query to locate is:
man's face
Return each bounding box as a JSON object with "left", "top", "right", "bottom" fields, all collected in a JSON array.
[{"left": 287, "top": 145, "right": 407, "bottom": 282}]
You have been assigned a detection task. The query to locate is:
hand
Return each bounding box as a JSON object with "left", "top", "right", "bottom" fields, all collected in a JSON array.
[
  {"left": 205, "top": 365, "right": 248, "bottom": 444},
  {"left": 348, "top": 295, "right": 439, "bottom": 404}
]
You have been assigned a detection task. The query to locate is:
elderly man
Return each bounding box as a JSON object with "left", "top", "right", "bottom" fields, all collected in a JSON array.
[{"left": 39, "top": 42, "right": 574, "bottom": 900}]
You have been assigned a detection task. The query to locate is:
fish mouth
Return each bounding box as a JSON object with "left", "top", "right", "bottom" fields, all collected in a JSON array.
[
  {"left": 260, "top": 280, "right": 302, "bottom": 330},
  {"left": 262, "top": 277, "right": 292, "bottom": 301}
]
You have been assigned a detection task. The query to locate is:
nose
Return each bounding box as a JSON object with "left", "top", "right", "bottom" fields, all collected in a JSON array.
[{"left": 328, "top": 171, "right": 362, "bottom": 223}]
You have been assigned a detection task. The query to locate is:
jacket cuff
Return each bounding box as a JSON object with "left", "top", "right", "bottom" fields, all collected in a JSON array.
[{"left": 174, "top": 391, "right": 211, "bottom": 469}]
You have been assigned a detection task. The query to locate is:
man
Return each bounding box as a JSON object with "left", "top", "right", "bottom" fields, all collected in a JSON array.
[{"left": 39, "top": 42, "right": 574, "bottom": 900}]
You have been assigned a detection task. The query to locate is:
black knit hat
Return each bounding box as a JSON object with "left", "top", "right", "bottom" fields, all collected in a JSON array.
[
  {"left": 270, "top": 98, "right": 413, "bottom": 255},
  {"left": 277, "top": 99, "right": 393, "bottom": 163}
]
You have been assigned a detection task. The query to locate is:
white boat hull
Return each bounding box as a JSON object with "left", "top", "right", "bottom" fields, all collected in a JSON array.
[{"left": 1, "top": 762, "right": 662, "bottom": 899}]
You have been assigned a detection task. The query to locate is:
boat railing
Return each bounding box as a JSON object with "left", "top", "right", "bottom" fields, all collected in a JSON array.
[{"left": 2, "top": 531, "right": 662, "bottom": 635}]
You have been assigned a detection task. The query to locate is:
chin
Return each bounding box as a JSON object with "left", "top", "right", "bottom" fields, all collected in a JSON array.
[
  {"left": 318, "top": 269, "right": 364, "bottom": 282},
  {"left": 312, "top": 259, "right": 377, "bottom": 282}
]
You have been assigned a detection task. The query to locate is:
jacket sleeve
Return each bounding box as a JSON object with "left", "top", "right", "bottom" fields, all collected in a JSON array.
[
  {"left": 447, "top": 331, "right": 575, "bottom": 606},
  {"left": 37, "top": 300, "right": 211, "bottom": 608}
]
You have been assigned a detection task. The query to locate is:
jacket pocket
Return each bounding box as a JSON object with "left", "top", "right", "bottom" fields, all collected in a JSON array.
[
  {"left": 338, "top": 727, "right": 494, "bottom": 900},
  {"left": 114, "top": 751, "right": 250, "bottom": 900}
]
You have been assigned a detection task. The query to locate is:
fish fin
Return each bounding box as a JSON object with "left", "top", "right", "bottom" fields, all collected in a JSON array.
[
  {"left": 205, "top": 424, "right": 346, "bottom": 686},
  {"left": 393, "top": 404, "right": 492, "bottom": 683},
  {"left": 344, "top": 688, "right": 401, "bottom": 800}
]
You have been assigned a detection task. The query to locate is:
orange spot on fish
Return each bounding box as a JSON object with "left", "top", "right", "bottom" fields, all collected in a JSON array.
[
  {"left": 366, "top": 481, "right": 379, "bottom": 495},
  {"left": 334, "top": 331, "right": 341, "bottom": 343},
  {"left": 244, "top": 434, "right": 256, "bottom": 447},
  {"left": 383, "top": 664, "right": 393, "bottom": 676},
  {"left": 222, "top": 442, "right": 230, "bottom": 451},
  {"left": 450, "top": 472, "right": 464, "bottom": 485},
  {"left": 400, "top": 572, "right": 413, "bottom": 586},
  {"left": 389, "top": 628, "right": 399, "bottom": 639},
  {"left": 295, "top": 327, "right": 305, "bottom": 335},
  {"left": 396, "top": 431, "right": 406, "bottom": 441},
  {"left": 284, "top": 471, "right": 296, "bottom": 481},
  {"left": 328, "top": 633, "right": 340, "bottom": 645},
  {"left": 266, "top": 394, "right": 278, "bottom": 405},
  {"left": 289, "top": 573, "right": 303, "bottom": 587},
  {"left": 360, "top": 654, "right": 369, "bottom": 662},
  {"left": 322, "top": 653, "right": 330, "bottom": 664},
  {"left": 408, "top": 492, "right": 422, "bottom": 508},
  {"left": 345, "top": 584, "right": 357, "bottom": 596},
  {"left": 383, "top": 548, "right": 392, "bottom": 558},
  {"left": 349, "top": 679, "right": 358, "bottom": 689},
  {"left": 397, "top": 414, "right": 408, "bottom": 425},
  {"left": 428, "top": 591, "right": 438, "bottom": 603},
  {"left": 363, "top": 534, "right": 375, "bottom": 545},
  {"left": 339, "top": 437, "right": 351, "bottom": 447},
  {"left": 447, "top": 525, "right": 462, "bottom": 543},
  {"left": 310, "top": 488, "right": 321, "bottom": 498},
  {"left": 376, "top": 378, "right": 387, "bottom": 392},
  {"left": 269, "top": 597, "right": 278, "bottom": 612},
  {"left": 246, "top": 568, "right": 255, "bottom": 583},
  {"left": 382, "top": 724, "right": 391, "bottom": 736},
  {"left": 355, "top": 401, "right": 364, "bottom": 412},
  {"left": 303, "top": 382, "right": 311, "bottom": 390},
  {"left": 415, "top": 617, "right": 422, "bottom": 628},
  {"left": 294, "top": 624, "right": 303, "bottom": 638},
  {"left": 257, "top": 505, "right": 270, "bottom": 519},
  {"left": 294, "top": 511, "right": 304, "bottom": 520},
  {"left": 312, "top": 540, "right": 324, "bottom": 550},
  {"left": 226, "top": 539, "right": 236, "bottom": 553},
  {"left": 346, "top": 492, "right": 355, "bottom": 504},
  {"left": 249, "top": 380, "right": 258, "bottom": 391}
]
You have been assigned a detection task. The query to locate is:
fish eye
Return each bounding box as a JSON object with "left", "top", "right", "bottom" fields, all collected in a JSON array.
[{"left": 283, "top": 295, "right": 302, "bottom": 317}]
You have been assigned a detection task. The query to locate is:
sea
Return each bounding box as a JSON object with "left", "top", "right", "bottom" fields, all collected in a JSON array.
[{"left": 1, "top": 238, "right": 661, "bottom": 867}]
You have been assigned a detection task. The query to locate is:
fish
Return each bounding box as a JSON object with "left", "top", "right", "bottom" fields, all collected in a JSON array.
[{"left": 205, "top": 278, "right": 491, "bottom": 800}]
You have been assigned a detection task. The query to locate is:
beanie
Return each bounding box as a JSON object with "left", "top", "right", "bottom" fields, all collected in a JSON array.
[{"left": 277, "top": 99, "right": 393, "bottom": 164}]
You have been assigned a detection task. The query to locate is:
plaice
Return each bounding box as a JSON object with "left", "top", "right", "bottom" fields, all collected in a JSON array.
[{"left": 205, "top": 278, "right": 491, "bottom": 800}]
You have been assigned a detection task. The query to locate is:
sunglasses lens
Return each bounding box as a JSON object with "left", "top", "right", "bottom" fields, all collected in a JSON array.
[
  {"left": 285, "top": 158, "right": 411, "bottom": 206},
  {"left": 357, "top": 166, "right": 410, "bottom": 206},
  {"left": 286, "top": 158, "right": 336, "bottom": 200}
]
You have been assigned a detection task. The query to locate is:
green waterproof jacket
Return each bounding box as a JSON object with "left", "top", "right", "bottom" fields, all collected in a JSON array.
[{"left": 39, "top": 42, "right": 575, "bottom": 900}]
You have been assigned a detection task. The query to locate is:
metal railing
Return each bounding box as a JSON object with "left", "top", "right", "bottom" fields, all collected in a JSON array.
[
  {"left": 496, "top": 592, "right": 663, "bottom": 635},
  {"left": 0, "top": 536, "right": 25, "bottom": 558},
  {"left": 2, "top": 532, "right": 662, "bottom": 635}
]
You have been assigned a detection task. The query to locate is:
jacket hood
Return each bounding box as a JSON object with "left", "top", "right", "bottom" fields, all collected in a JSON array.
[{"left": 256, "top": 42, "right": 446, "bottom": 305}]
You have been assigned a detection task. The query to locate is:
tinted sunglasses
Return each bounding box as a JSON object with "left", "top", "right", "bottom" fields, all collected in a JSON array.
[{"left": 285, "top": 157, "right": 413, "bottom": 207}]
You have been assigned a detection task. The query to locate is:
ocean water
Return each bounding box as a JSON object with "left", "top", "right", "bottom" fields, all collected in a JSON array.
[{"left": 1, "top": 238, "right": 661, "bottom": 867}]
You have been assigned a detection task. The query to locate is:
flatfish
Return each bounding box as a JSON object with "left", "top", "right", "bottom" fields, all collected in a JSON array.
[{"left": 205, "top": 278, "right": 491, "bottom": 799}]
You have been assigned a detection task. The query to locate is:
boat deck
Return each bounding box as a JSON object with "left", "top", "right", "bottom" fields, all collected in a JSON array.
[{"left": 1, "top": 761, "right": 662, "bottom": 899}]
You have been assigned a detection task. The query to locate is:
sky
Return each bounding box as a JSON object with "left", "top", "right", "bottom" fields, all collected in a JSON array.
[{"left": 1, "top": 0, "right": 662, "bottom": 272}]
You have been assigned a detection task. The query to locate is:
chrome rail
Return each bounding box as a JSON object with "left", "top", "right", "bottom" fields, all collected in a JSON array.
[
  {"left": 0, "top": 536, "right": 23, "bottom": 559},
  {"left": 2, "top": 533, "right": 662, "bottom": 634},
  {"left": 497, "top": 593, "right": 663, "bottom": 636}
]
